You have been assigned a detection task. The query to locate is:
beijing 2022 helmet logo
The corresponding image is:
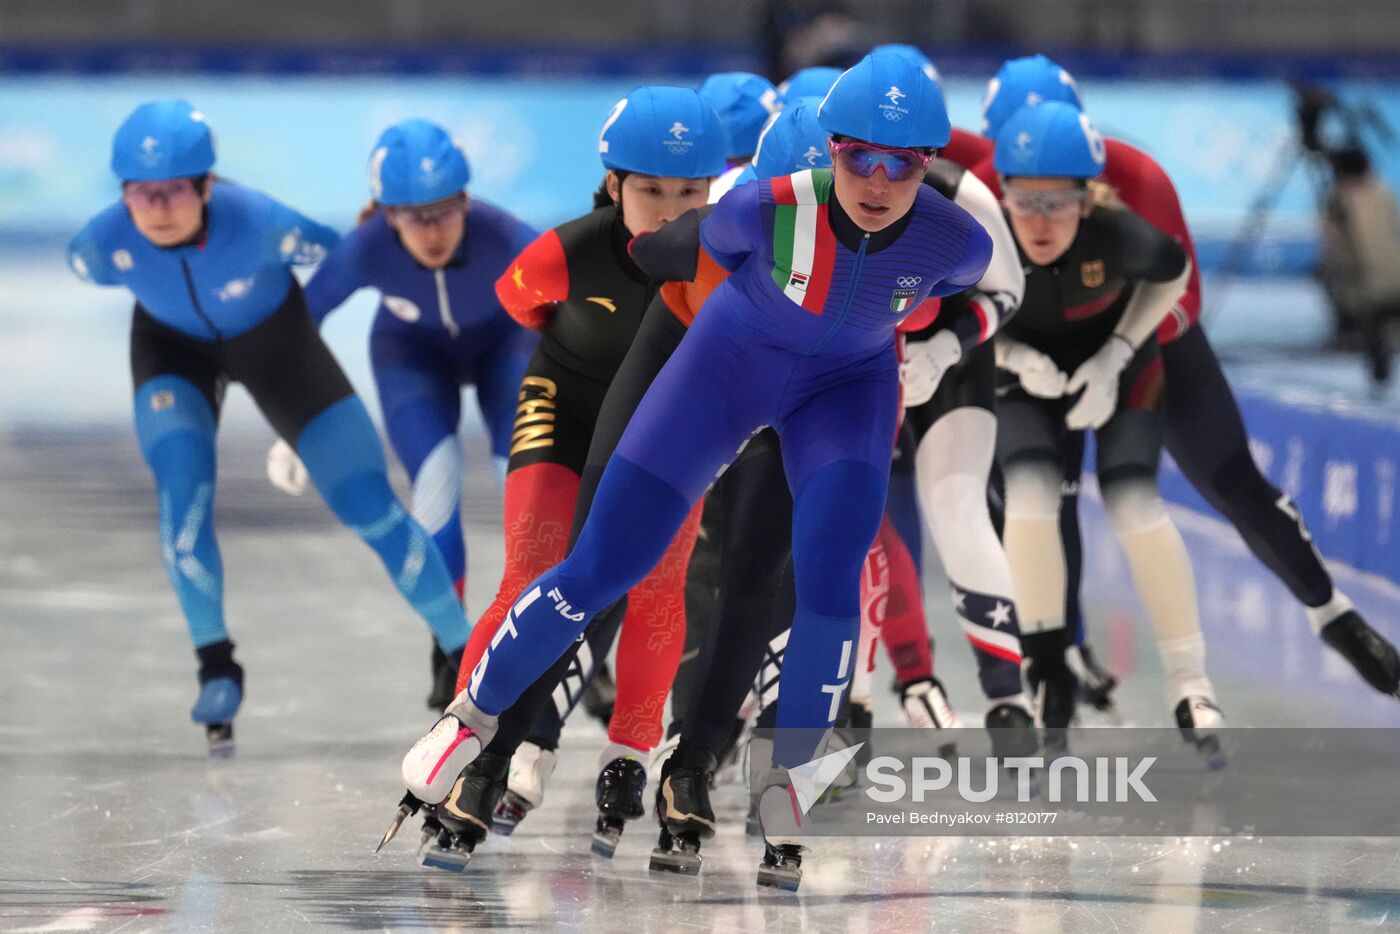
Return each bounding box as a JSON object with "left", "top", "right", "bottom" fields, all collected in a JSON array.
[
  {"left": 663, "top": 121, "right": 694, "bottom": 156},
  {"left": 879, "top": 86, "right": 910, "bottom": 122}
]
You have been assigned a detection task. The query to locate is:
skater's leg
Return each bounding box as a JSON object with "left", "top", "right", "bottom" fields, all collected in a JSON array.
[
  {"left": 872, "top": 424, "right": 936, "bottom": 687},
  {"left": 521, "top": 599, "right": 624, "bottom": 751},
  {"left": 229, "top": 287, "right": 469, "bottom": 653},
  {"left": 996, "top": 391, "right": 1077, "bottom": 734},
  {"left": 130, "top": 308, "right": 240, "bottom": 732},
  {"left": 679, "top": 431, "right": 794, "bottom": 757},
  {"left": 771, "top": 363, "right": 898, "bottom": 764},
  {"left": 455, "top": 461, "right": 580, "bottom": 692},
  {"left": 1161, "top": 326, "right": 1333, "bottom": 607},
  {"left": 134, "top": 375, "right": 224, "bottom": 653},
  {"left": 1059, "top": 430, "right": 1088, "bottom": 646},
  {"left": 465, "top": 309, "right": 773, "bottom": 723},
  {"left": 668, "top": 494, "right": 723, "bottom": 738},
  {"left": 915, "top": 407, "right": 1026, "bottom": 704},
  {"left": 1096, "top": 402, "right": 1217, "bottom": 709},
  {"left": 608, "top": 503, "right": 703, "bottom": 753},
  {"left": 371, "top": 327, "right": 467, "bottom": 600},
  {"left": 295, "top": 397, "right": 468, "bottom": 651}
]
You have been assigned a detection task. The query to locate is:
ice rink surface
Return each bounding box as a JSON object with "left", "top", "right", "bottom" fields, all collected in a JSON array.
[{"left": 2, "top": 421, "right": 1399, "bottom": 934}]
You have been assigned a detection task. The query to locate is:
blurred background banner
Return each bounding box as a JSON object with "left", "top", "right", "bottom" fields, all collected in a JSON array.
[{"left": 4, "top": 73, "right": 1399, "bottom": 277}]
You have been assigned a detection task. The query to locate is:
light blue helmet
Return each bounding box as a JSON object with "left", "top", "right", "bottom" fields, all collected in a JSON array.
[
  {"left": 110, "top": 99, "right": 216, "bottom": 181},
  {"left": 698, "top": 72, "right": 779, "bottom": 159},
  {"left": 817, "top": 49, "right": 950, "bottom": 149},
  {"left": 777, "top": 67, "right": 843, "bottom": 107},
  {"left": 870, "top": 44, "right": 942, "bottom": 89},
  {"left": 981, "top": 54, "right": 1083, "bottom": 140},
  {"left": 752, "top": 97, "right": 832, "bottom": 180},
  {"left": 599, "top": 86, "right": 727, "bottom": 179},
  {"left": 368, "top": 119, "right": 471, "bottom": 206},
  {"left": 994, "top": 101, "right": 1106, "bottom": 179}
]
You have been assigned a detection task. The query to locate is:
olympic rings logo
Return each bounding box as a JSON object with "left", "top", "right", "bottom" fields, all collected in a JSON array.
[{"left": 896, "top": 276, "right": 923, "bottom": 287}]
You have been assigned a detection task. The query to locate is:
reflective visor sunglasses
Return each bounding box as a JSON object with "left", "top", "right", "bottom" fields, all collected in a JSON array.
[
  {"left": 122, "top": 179, "right": 201, "bottom": 209},
  {"left": 1002, "top": 184, "right": 1091, "bottom": 220},
  {"left": 386, "top": 193, "right": 466, "bottom": 228},
  {"left": 829, "top": 140, "right": 935, "bottom": 182}
]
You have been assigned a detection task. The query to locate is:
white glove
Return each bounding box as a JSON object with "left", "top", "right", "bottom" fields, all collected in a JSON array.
[
  {"left": 266, "top": 439, "right": 309, "bottom": 496},
  {"left": 1065, "top": 336, "right": 1135, "bottom": 430},
  {"left": 1002, "top": 341, "right": 1069, "bottom": 399},
  {"left": 900, "top": 330, "right": 962, "bottom": 408}
]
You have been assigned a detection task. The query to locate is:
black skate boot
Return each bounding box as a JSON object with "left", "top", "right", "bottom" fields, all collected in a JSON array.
[
  {"left": 427, "top": 643, "right": 464, "bottom": 711},
  {"left": 1070, "top": 642, "right": 1120, "bottom": 715},
  {"left": 649, "top": 745, "right": 717, "bottom": 876},
  {"left": 1024, "top": 632, "right": 1078, "bottom": 757},
  {"left": 986, "top": 701, "right": 1041, "bottom": 797},
  {"left": 592, "top": 755, "right": 647, "bottom": 858},
  {"left": 1321, "top": 611, "right": 1400, "bottom": 699},
  {"left": 193, "top": 640, "right": 244, "bottom": 755},
  {"left": 900, "top": 677, "right": 960, "bottom": 758},
  {"left": 420, "top": 751, "right": 510, "bottom": 872},
  {"left": 757, "top": 840, "right": 804, "bottom": 892},
  {"left": 1174, "top": 696, "right": 1227, "bottom": 771}
]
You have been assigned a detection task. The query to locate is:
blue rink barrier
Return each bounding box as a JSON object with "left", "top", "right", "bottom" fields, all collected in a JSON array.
[{"left": 1159, "top": 390, "right": 1400, "bottom": 586}]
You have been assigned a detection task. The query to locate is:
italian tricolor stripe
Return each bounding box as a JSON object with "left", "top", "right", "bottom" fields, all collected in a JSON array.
[{"left": 769, "top": 171, "right": 836, "bottom": 315}]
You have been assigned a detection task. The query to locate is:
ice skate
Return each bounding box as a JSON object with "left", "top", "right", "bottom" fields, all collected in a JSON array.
[
  {"left": 419, "top": 751, "right": 511, "bottom": 872},
  {"left": 901, "top": 677, "right": 960, "bottom": 758},
  {"left": 426, "top": 643, "right": 465, "bottom": 711},
  {"left": 492, "top": 741, "right": 557, "bottom": 836},
  {"left": 1320, "top": 611, "right": 1400, "bottom": 699},
  {"left": 1174, "top": 695, "right": 1227, "bottom": 771},
  {"left": 757, "top": 839, "right": 804, "bottom": 892},
  {"left": 986, "top": 700, "right": 1041, "bottom": 798},
  {"left": 1026, "top": 648, "right": 1078, "bottom": 757},
  {"left": 649, "top": 746, "right": 717, "bottom": 876},
  {"left": 192, "top": 641, "right": 243, "bottom": 755},
  {"left": 753, "top": 768, "right": 810, "bottom": 892},
  {"left": 592, "top": 754, "right": 647, "bottom": 858},
  {"left": 1068, "top": 643, "right": 1121, "bottom": 719},
  {"left": 399, "top": 695, "right": 499, "bottom": 804}
]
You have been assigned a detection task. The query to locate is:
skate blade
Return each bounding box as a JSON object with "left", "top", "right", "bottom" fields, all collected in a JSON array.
[
  {"left": 490, "top": 816, "right": 520, "bottom": 837},
  {"left": 491, "top": 797, "right": 528, "bottom": 836},
  {"left": 649, "top": 848, "right": 701, "bottom": 875},
  {"left": 756, "top": 865, "right": 801, "bottom": 892},
  {"left": 375, "top": 794, "right": 424, "bottom": 853},
  {"left": 420, "top": 845, "right": 473, "bottom": 873},
  {"left": 591, "top": 829, "right": 622, "bottom": 859},
  {"left": 205, "top": 724, "right": 235, "bottom": 759}
]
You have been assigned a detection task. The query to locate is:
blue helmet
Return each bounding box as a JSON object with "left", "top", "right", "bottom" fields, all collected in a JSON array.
[
  {"left": 599, "top": 86, "right": 727, "bottom": 179},
  {"left": 981, "top": 54, "right": 1083, "bottom": 140},
  {"left": 869, "top": 44, "right": 942, "bottom": 89},
  {"left": 368, "top": 119, "right": 471, "bottom": 206},
  {"left": 752, "top": 97, "right": 832, "bottom": 180},
  {"left": 777, "top": 67, "right": 843, "bottom": 107},
  {"left": 994, "top": 101, "right": 1106, "bottom": 179},
  {"left": 698, "top": 72, "right": 779, "bottom": 159},
  {"left": 817, "top": 50, "right": 950, "bottom": 149},
  {"left": 110, "top": 99, "right": 216, "bottom": 181}
]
